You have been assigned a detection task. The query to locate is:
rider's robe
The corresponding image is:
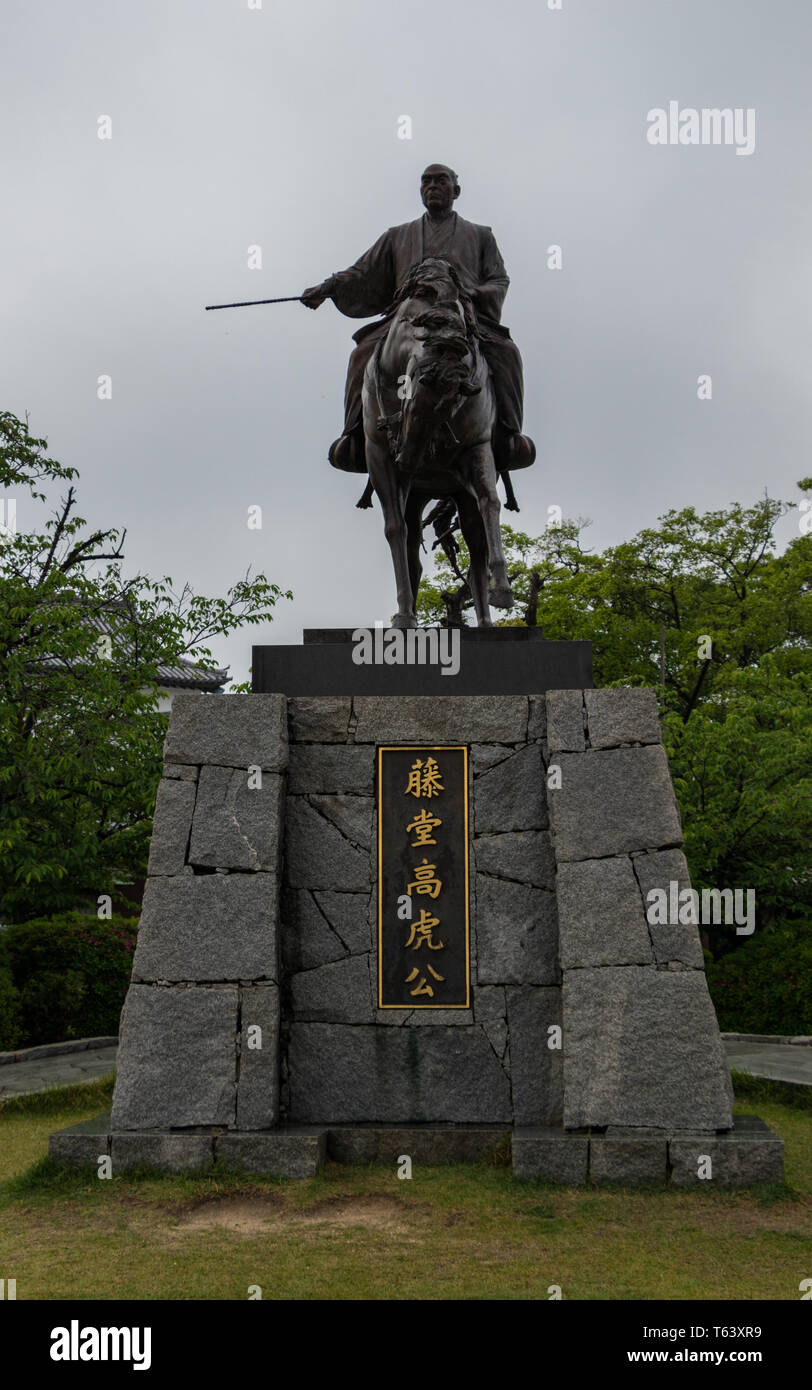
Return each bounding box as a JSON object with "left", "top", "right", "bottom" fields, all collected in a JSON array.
[
  {"left": 328, "top": 211, "right": 510, "bottom": 327},
  {"left": 328, "top": 212, "right": 524, "bottom": 439}
]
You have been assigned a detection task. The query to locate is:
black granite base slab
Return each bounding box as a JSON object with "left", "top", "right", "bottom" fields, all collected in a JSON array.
[{"left": 252, "top": 630, "right": 593, "bottom": 696}]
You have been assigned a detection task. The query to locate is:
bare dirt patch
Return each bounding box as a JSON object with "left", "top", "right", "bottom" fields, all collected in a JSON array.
[{"left": 135, "top": 1191, "right": 420, "bottom": 1241}]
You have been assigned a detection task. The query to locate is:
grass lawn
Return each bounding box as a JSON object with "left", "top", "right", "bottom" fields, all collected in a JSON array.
[{"left": 0, "top": 1073, "right": 810, "bottom": 1300}]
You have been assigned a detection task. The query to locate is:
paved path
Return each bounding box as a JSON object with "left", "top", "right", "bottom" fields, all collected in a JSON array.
[
  {"left": 0, "top": 1046, "right": 118, "bottom": 1100},
  {"left": 0, "top": 1040, "right": 808, "bottom": 1101},
  {"left": 724, "top": 1039, "right": 811, "bottom": 1088}
]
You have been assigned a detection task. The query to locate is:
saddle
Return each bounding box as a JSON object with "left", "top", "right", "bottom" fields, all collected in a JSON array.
[{"left": 328, "top": 422, "right": 533, "bottom": 483}]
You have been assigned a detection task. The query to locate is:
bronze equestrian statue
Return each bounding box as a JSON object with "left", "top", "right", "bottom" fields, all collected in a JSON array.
[
  {"left": 301, "top": 165, "right": 535, "bottom": 627},
  {"left": 302, "top": 164, "right": 535, "bottom": 479},
  {"left": 363, "top": 257, "right": 515, "bottom": 627}
]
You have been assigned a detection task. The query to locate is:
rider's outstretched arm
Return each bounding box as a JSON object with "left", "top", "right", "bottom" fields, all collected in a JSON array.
[{"left": 325, "top": 229, "right": 396, "bottom": 319}]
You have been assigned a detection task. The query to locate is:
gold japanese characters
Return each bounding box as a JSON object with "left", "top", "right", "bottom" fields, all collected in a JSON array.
[{"left": 377, "top": 747, "right": 470, "bottom": 1009}]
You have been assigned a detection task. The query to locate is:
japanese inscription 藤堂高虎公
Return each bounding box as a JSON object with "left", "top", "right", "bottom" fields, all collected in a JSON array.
[{"left": 377, "top": 746, "right": 470, "bottom": 1008}]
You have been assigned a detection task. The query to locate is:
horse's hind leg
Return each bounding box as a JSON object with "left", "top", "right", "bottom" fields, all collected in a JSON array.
[
  {"left": 456, "top": 489, "right": 492, "bottom": 628},
  {"left": 366, "top": 438, "right": 417, "bottom": 628},
  {"left": 405, "top": 491, "right": 425, "bottom": 619}
]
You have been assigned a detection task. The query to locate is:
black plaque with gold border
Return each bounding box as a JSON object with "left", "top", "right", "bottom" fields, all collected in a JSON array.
[{"left": 377, "top": 745, "right": 470, "bottom": 1009}]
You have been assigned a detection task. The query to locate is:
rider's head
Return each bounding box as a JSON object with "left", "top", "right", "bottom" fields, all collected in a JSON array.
[{"left": 420, "top": 165, "right": 460, "bottom": 215}]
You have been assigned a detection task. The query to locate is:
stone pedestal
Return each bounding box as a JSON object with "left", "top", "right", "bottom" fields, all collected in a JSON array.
[{"left": 50, "top": 677, "right": 783, "bottom": 1185}]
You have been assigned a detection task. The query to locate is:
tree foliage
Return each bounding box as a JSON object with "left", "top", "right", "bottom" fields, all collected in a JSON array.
[
  {"left": 0, "top": 411, "right": 291, "bottom": 922},
  {"left": 418, "top": 490, "right": 811, "bottom": 945}
]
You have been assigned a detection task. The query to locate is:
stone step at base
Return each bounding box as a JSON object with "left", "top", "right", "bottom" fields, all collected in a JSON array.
[
  {"left": 514, "top": 1115, "right": 784, "bottom": 1186},
  {"left": 48, "top": 1115, "right": 325, "bottom": 1179},
  {"left": 50, "top": 1114, "right": 783, "bottom": 1186},
  {"left": 325, "top": 1124, "right": 510, "bottom": 1164}
]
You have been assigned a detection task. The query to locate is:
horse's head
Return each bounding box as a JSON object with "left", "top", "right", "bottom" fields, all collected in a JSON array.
[
  {"left": 381, "top": 258, "right": 482, "bottom": 468},
  {"left": 393, "top": 257, "right": 477, "bottom": 339}
]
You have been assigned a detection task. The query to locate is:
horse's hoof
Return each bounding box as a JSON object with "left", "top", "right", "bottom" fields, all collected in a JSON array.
[
  {"left": 489, "top": 586, "right": 514, "bottom": 609},
  {"left": 391, "top": 613, "right": 418, "bottom": 629}
]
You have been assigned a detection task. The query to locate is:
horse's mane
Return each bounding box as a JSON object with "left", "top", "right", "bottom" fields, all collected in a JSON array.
[
  {"left": 374, "top": 257, "right": 480, "bottom": 414},
  {"left": 391, "top": 257, "right": 479, "bottom": 342}
]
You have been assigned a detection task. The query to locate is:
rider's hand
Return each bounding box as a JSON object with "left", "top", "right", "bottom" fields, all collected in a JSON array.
[{"left": 301, "top": 280, "right": 333, "bottom": 309}]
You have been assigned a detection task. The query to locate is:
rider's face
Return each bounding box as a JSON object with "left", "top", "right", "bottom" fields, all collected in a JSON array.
[{"left": 421, "top": 168, "right": 456, "bottom": 215}]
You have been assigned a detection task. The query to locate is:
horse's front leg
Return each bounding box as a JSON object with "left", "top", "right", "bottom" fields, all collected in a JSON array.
[
  {"left": 467, "top": 442, "right": 513, "bottom": 608},
  {"left": 365, "top": 436, "right": 417, "bottom": 628}
]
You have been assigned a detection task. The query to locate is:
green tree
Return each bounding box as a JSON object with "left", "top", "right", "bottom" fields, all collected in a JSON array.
[
  {"left": 417, "top": 490, "right": 811, "bottom": 944},
  {"left": 0, "top": 411, "right": 291, "bottom": 922}
]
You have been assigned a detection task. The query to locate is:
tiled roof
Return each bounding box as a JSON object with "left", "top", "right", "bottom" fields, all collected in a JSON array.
[
  {"left": 152, "top": 657, "right": 229, "bottom": 691},
  {"left": 77, "top": 607, "right": 230, "bottom": 692}
]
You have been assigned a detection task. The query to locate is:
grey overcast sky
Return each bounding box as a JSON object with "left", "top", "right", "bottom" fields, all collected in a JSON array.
[{"left": 2, "top": 0, "right": 810, "bottom": 682}]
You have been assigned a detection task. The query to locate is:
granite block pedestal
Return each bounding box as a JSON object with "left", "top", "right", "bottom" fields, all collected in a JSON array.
[{"left": 50, "top": 640, "right": 782, "bottom": 1185}]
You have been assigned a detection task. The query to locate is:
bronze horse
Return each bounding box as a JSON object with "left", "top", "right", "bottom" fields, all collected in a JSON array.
[{"left": 361, "top": 258, "right": 514, "bottom": 629}]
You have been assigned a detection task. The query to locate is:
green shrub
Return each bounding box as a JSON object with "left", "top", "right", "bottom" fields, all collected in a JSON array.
[
  {"left": 19, "top": 969, "right": 87, "bottom": 1046},
  {"left": 0, "top": 912, "right": 138, "bottom": 1046},
  {"left": 0, "top": 965, "right": 23, "bottom": 1050},
  {"left": 706, "top": 925, "right": 812, "bottom": 1035}
]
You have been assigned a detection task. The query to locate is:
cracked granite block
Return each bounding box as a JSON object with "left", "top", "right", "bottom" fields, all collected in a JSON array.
[
  {"left": 163, "top": 763, "right": 199, "bottom": 781},
  {"left": 281, "top": 889, "right": 348, "bottom": 972},
  {"left": 474, "top": 745, "right": 547, "bottom": 833},
  {"left": 473, "top": 985, "right": 508, "bottom": 1062},
  {"left": 313, "top": 890, "right": 374, "bottom": 956},
  {"left": 398, "top": 1009, "right": 474, "bottom": 1025},
  {"left": 546, "top": 691, "right": 585, "bottom": 752},
  {"left": 288, "top": 697, "right": 352, "bottom": 742},
  {"left": 285, "top": 797, "right": 371, "bottom": 891},
  {"left": 307, "top": 794, "right": 373, "bottom": 850},
  {"left": 476, "top": 874, "right": 559, "bottom": 985},
  {"left": 471, "top": 744, "right": 516, "bottom": 775},
  {"left": 474, "top": 831, "right": 556, "bottom": 889},
  {"left": 557, "top": 857, "right": 653, "bottom": 968},
  {"left": 147, "top": 778, "right": 197, "bottom": 876},
  {"left": 632, "top": 848, "right": 705, "bottom": 967},
  {"left": 290, "top": 955, "right": 374, "bottom": 1023},
  {"left": 527, "top": 695, "right": 547, "bottom": 741},
  {"left": 286, "top": 1023, "right": 512, "bottom": 1123},
  {"left": 188, "top": 767, "right": 284, "bottom": 871},
  {"left": 288, "top": 744, "right": 374, "bottom": 794}
]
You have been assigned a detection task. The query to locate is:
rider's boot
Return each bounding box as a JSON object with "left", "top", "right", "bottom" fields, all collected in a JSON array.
[
  {"left": 505, "top": 432, "right": 536, "bottom": 470},
  {"left": 328, "top": 425, "right": 366, "bottom": 473},
  {"left": 493, "top": 425, "right": 536, "bottom": 473}
]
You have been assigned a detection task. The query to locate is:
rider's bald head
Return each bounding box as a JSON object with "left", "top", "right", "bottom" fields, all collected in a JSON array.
[{"left": 421, "top": 164, "right": 461, "bottom": 202}]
